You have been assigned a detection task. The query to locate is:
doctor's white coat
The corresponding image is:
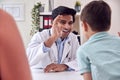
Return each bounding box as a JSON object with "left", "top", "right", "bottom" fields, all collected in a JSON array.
[{"left": 26, "top": 29, "right": 80, "bottom": 71}]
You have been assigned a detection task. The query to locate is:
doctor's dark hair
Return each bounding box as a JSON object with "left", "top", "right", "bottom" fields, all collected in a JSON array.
[
  {"left": 80, "top": 1, "right": 111, "bottom": 32},
  {"left": 52, "top": 6, "right": 76, "bottom": 23}
]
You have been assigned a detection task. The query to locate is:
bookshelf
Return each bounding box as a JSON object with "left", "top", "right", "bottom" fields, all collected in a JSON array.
[{"left": 39, "top": 12, "right": 52, "bottom": 30}]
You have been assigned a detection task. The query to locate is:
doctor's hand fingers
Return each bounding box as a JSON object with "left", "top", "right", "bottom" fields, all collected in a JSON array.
[
  {"left": 52, "top": 15, "right": 61, "bottom": 26},
  {"left": 44, "top": 67, "right": 56, "bottom": 73},
  {"left": 44, "top": 68, "right": 50, "bottom": 73},
  {"left": 52, "top": 67, "right": 60, "bottom": 72},
  {"left": 53, "top": 64, "right": 68, "bottom": 72},
  {"left": 52, "top": 15, "right": 62, "bottom": 34},
  {"left": 44, "top": 64, "right": 53, "bottom": 72},
  {"left": 44, "top": 63, "right": 57, "bottom": 72},
  {"left": 44, "top": 66, "right": 52, "bottom": 73},
  {"left": 52, "top": 67, "right": 65, "bottom": 72}
]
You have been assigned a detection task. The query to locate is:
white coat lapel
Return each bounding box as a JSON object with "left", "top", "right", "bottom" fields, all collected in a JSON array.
[{"left": 61, "top": 39, "right": 71, "bottom": 63}]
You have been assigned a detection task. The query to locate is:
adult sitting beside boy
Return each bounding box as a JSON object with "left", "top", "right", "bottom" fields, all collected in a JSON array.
[{"left": 0, "top": 9, "right": 32, "bottom": 80}]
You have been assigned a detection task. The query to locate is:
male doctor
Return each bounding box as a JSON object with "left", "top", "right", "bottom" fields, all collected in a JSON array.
[{"left": 26, "top": 6, "right": 80, "bottom": 72}]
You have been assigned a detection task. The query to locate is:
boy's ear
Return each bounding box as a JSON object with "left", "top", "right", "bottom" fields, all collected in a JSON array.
[{"left": 82, "top": 21, "right": 88, "bottom": 32}]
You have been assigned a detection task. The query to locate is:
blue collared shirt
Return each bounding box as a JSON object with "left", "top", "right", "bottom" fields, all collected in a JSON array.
[{"left": 56, "top": 38, "right": 66, "bottom": 64}]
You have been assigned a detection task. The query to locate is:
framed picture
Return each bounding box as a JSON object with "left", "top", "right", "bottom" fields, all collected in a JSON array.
[{"left": 2, "top": 3, "right": 24, "bottom": 21}]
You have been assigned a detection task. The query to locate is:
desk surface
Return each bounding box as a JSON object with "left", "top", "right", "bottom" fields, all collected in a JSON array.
[{"left": 32, "top": 69, "right": 83, "bottom": 80}]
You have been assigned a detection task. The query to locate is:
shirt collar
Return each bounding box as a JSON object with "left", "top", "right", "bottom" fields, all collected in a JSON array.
[{"left": 89, "top": 31, "right": 109, "bottom": 41}]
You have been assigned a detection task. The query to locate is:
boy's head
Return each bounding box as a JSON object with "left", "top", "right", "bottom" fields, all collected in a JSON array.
[
  {"left": 52, "top": 6, "right": 76, "bottom": 23},
  {"left": 80, "top": 1, "right": 111, "bottom": 32}
]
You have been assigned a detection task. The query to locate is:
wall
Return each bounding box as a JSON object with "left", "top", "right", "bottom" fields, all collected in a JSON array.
[
  {"left": 0, "top": 0, "right": 34, "bottom": 48},
  {"left": 107, "top": 0, "right": 120, "bottom": 35}
]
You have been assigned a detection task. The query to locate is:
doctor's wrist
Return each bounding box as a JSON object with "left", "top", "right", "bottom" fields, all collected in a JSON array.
[
  {"left": 63, "top": 64, "right": 75, "bottom": 71},
  {"left": 62, "top": 64, "right": 69, "bottom": 70}
]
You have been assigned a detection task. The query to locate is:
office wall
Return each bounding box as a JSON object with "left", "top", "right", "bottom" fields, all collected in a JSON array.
[
  {"left": 107, "top": 0, "right": 120, "bottom": 35},
  {"left": 0, "top": 0, "right": 34, "bottom": 48}
]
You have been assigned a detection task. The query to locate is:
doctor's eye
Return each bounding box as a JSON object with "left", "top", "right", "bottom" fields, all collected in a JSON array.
[
  {"left": 59, "top": 20, "right": 66, "bottom": 25},
  {"left": 68, "top": 21, "right": 73, "bottom": 25}
]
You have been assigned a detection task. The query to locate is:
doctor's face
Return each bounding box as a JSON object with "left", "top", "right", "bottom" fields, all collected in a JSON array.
[{"left": 57, "top": 15, "right": 74, "bottom": 39}]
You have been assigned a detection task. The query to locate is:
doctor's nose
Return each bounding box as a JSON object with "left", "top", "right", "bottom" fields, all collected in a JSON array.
[{"left": 65, "top": 23, "right": 72, "bottom": 29}]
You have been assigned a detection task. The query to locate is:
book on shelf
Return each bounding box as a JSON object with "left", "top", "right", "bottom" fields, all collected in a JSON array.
[
  {"left": 40, "top": 15, "right": 52, "bottom": 30},
  {"left": 43, "top": 16, "right": 49, "bottom": 29},
  {"left": 48, "top": 16, "right": 52, "bottom": 28}
]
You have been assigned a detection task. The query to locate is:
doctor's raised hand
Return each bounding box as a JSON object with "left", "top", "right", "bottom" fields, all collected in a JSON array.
[
  {"left": 44, "top": 15, "right": 62, "bottom": 48},
  {"left": 26, "top": 6, "right": 80, "bottom": 73}
]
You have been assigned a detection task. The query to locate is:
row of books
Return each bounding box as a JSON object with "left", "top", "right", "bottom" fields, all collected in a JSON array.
[{"left": 40, "top": 15, "right": 52, "bottom": 29}]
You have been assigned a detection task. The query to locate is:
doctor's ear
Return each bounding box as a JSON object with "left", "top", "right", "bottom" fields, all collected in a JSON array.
[{"left": 51, "top": 20, "right": 53, "bottom": 25}]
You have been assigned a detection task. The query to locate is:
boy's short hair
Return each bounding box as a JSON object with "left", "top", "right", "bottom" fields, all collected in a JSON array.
[
  {"left": 80, "top": 1, "right": 111, "bottom": 31},
  {"left": 52, "top": 6, "right": 76, "bottom": 23}
]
